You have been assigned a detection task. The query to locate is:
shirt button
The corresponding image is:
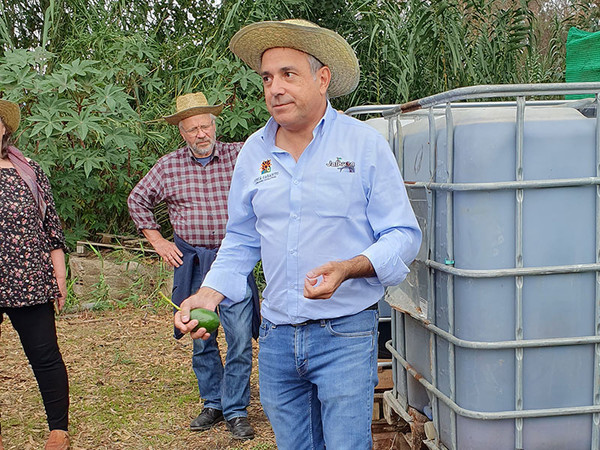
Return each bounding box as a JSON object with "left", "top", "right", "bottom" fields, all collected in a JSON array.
[
  {"left": 289, "top": 249, "right": 296, "bottom": 255},
  {"left": 291, "top": 213, "right": 298, "bottom": 220},
  {"left": 293, "top": 179, "right": 299, "bottom": 185}
]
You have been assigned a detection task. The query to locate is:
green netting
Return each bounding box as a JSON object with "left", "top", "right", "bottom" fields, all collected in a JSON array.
[{"left": 566, "top": 27, "right": 600, "bottom": 99}]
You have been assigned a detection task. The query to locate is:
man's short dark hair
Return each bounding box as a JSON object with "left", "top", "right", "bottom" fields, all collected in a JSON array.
[{"left": 306, "top": 53, "right": 324, "bottom": 78}]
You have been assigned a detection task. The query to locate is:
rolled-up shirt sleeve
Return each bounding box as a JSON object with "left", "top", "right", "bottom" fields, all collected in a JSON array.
[
  {"left": 360, "top": 133, "right": 422, "bottom": 286},
  {"left": 127, "top": 164, "right": 164, "bottom": 231}
]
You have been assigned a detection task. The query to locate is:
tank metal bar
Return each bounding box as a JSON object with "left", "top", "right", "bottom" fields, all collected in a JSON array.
[
  {"left": 387, "top": 113, "right": 395, "bottom": 159},
  {"left": 378, "top": 360, "right": 392, "bottom": 369},
  {"left": 444, "top": 102, "right": 458, "bottom": 450},
  {"left": 383, "top": 389, "right": 415, "bottom": 425},
  {"left": 386, "top": 341, "right": 600, "bottom": 420},
  {"left": 344, "top": 98, "right": 592, "bottom": 117},
  {"left": 344, "top": 105, "right": 398, "bottom": 116},
  {"left": 594, "top": 93, "right": 600, "bottom": 450},
  {"left": 427, "top": 106, "right": 442, "bottom": 450},
  {"left": 426, "top": 260, "right": 600, "bottom": 277},
  {"left": 384, "top": 82, "right": 600, "bottom": 115},
  {"left": 388, "top": 109, "right": 409, "bottom": 415},
  {"left": 397, "top": 115, "right": 405, "bottom": 164},
  {"left": 514, "top": 97, "right": 526, "bottom": 449},
  {"left": 409, "top": 318, "right": 600, "bottom": 350},
  {"left": 423, "top": 440, "right": 443, "bottom": 450},
  {"left": 391, "top": 115, "right": 401, "bottom": 163},
  {"left": 391, "top": 310, "right": 409, "bottom": 410},
  {"left": 406, "top": 177, "right": 600, "bottom": 192}
]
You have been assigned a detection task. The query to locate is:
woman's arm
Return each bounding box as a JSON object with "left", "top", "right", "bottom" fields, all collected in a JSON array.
[{"left": 50, "top": 248, "right": 67, "bottom": 311}]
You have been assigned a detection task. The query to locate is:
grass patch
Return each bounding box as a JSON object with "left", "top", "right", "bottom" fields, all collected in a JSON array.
[{"left": 0, "top": 307, "right": 275, "bottom": 449}]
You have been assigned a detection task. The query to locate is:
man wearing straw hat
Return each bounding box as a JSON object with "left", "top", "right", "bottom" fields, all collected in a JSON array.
[
  {"left": 128, "top": 92, "right": 258, "bottom": 440},
  {"left": 174, "top": 20, "right": 421, "bottom": 448}
]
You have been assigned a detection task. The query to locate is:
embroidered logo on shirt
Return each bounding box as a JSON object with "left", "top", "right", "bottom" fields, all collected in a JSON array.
[
  {"left": 254, "top": 159, "right": 279, "bottom": 184},
  {"left": 326, "top": 157, "right": 355, "bottom": 173},
  {"left": 261, "top": 159, "right": 272, "bottom": 174}
]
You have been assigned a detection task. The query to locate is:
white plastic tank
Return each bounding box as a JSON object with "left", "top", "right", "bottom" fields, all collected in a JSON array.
[{"left": 382, "top": 97, "right": 600, "bottom": 450}]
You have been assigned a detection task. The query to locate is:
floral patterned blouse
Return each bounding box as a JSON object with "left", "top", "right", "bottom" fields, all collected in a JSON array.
[{"left": 0, "top": 159, "right": 67, "bottom": 308}]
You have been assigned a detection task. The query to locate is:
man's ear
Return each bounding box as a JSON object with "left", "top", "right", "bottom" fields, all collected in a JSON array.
[{"left": 318, "top": 66, "right": 331, "bottom": 95}]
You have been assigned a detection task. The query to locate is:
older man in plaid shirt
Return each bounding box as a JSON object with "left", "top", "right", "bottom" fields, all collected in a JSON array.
[{"left": 127, "top": 92, "right": 258, "bottom": 441}]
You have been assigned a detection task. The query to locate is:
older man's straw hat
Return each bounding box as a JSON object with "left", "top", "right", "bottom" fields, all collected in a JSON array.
[
  {"left": 0, "top": 99, "right": 20, "bottom": 133},
  {"left": 229, "top": 19, "right": 360, "bottom": 98},
  {"left": 163, "top": 92, "right": 224, "bottom": 125}
]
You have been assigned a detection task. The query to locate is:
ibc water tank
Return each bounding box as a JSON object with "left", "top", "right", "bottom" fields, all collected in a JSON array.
[{"left": 382, "top": 92, "right": 600, "bottom": 450}]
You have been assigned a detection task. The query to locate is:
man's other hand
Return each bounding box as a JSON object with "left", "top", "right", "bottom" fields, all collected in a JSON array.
[
  {"left": 304, "top": 255, "right": 375, "bottom": 299},
  {"left": 304, "top": 261, "right": 347, "bottom": 299},
  {"left": 153, "top": 238, "right": 184, "bottom": 267}
]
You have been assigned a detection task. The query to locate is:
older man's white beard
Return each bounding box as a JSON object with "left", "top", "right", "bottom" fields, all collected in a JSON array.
[{"left": 190, "top": 138, "right": 216, "bottom": 158}]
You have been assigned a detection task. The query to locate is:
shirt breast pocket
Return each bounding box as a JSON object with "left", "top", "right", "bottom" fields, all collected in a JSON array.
[{"left": 313, "top": 172, "right": 356, "bottom": 218}]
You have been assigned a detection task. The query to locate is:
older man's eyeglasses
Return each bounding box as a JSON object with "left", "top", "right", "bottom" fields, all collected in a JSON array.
[{"left": 181, "top": 122, "right": 214, "bottom": 135}]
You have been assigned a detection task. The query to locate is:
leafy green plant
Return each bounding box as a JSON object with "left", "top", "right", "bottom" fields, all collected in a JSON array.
[
  {"left": 113, "top": 250, "right": 173, "bottom": 310},
  {"left": 0, "top": 47, "right": 145, "bottom": 245},
  {"left": 84, "top": 245, "right": 112, "bottom": 310},
  {"left": 253, "top": 260, "right": 266, "bottom": 294},
  {"left": 66, "top": 243, "right": 171, "bottom": 310},
  {"left": 0, "top": 0, "right": 597, "bottom": 249},
  {"left": 62, "top": 269, "right": 80, "bottom": 313},
  {"left": 89, "top": 273, "right": 112, "bottom": 310}
]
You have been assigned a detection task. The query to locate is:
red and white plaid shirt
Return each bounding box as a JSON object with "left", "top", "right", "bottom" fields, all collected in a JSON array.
[{"left": 127, "top": 141, "right": 243, "bottom": 248}]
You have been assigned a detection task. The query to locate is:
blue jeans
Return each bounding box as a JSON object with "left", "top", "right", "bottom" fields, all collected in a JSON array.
[
  {"left": 258, "top": 309, "right": 379, "bottom": 450},
  {"left": 191, "top": 267, "right": 254, "bottom": 420}
]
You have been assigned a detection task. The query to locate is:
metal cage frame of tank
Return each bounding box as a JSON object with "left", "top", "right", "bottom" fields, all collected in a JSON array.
[{"left": 346, "top": 82, "right": 600, "bottom": 450}]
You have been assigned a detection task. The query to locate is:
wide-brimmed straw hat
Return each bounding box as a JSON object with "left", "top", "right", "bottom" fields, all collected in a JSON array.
[
  {"left": 163, "top": 92, "right": 224, "bottom": 125},
  {"left": 229, "top": 19, "right": 360, "bottom": 98},
  {"left": 0, "top": 99, "right": 20, "bottom": 133}
]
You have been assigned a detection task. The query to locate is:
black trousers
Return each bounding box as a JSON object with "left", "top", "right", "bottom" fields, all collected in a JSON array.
[{"left": 0, "top": 302, "right": 69, "bottom": 432}]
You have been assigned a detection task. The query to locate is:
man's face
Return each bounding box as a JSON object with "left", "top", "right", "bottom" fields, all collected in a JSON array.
[
  {"left": 179, "top": 114, "right": 217, "bottom": 157},
  {"left": 260, "top": 47, "right": 330, "bottom": 132}
]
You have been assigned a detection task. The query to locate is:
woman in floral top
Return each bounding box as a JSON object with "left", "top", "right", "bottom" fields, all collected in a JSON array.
[{"left": 0, "top": 99, "right": 70, "bottom": 450}]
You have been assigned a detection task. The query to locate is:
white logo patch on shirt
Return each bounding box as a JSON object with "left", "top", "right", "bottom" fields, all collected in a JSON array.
[
  {"left": 254, "top": 159, "right": 280, "bottom": 184},
  {"left": 326, "top": 157, "right": 356, "bottom": 173}
]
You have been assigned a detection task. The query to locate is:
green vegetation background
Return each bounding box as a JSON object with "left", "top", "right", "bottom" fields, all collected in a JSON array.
[{"left": 0, "top": 0, "right": 598, "bottom": 246}]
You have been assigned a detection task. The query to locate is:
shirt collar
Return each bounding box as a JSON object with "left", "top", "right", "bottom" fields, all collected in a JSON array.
[
  {"left": 261, "top": 101, "right": 337, "bottom": 149},
  {"left": 186, "top": 141, "right": 221, "bottom": 163}
]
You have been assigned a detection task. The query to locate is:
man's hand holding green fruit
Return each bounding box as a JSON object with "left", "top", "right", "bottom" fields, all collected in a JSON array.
[{"left": 172, "top": 287, "right": 226, "bottom": 340}]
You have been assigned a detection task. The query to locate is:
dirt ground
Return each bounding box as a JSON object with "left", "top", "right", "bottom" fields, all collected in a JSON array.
[{"left": 0, "top": 306, "right": 276, "bottom": 450}]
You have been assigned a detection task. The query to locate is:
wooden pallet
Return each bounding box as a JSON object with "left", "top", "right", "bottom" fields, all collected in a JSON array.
[
  {"left": 376, "top": 359, "right": 394, "bottom": 391},
  {"left": 373, "top": 392, "right": 411, "bottom": 449},
  {"left": 373, "top": 360, "right": 412, "bottom": 449}
]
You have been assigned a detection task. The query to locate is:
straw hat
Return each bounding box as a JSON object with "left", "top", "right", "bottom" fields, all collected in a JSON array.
[
  {"left": 229, "top": 19, "right": 360, "bottom": 98},
  {"left": 163, "top": 92, "right": 224, "bottom": 125},
  {"left": 0, "top": 99, "right": 20, "bottom": 133}
]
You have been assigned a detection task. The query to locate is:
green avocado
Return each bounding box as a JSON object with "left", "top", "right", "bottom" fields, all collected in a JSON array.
[{"left": 190, "top": 308, "right": 220, "bottom": 333}]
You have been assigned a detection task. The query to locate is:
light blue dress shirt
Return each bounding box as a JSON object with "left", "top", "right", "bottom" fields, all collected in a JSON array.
[{"left": 203, "top": 103, "right": 422, "bottom": 325}]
